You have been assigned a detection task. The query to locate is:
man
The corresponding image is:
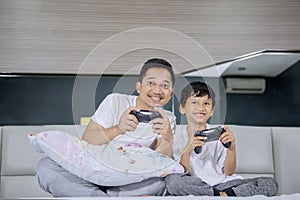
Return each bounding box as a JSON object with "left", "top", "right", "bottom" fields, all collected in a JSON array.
[{"left": 36, "top": 58, "right": 177, "bottom": 197}]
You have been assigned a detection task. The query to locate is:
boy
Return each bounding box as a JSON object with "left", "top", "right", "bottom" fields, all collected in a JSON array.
[
  {"left": 165, "top": 81, "right": 278, "bottom": 197},
  {"left": 36, "top": 58, "right": 176, "bottom": 197}
]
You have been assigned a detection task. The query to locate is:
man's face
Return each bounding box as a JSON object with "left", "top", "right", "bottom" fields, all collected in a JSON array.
[
  {"left": 180, "top": 95, "right": 214, "bottom": 126},
  {"left": 136, "top": 67, "right": 173, "bottom": 109}
]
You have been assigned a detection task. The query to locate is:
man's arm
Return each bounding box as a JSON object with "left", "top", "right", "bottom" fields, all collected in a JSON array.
[
  {"left": 155, "top": 137, "right": 173, "bottom": 157},
  {"left": 151, "top": 109, "right": 174, "bottom": 157},
  {"left": 82, "top": 120, "right": 123, "bottom": 145},
  {"left": 82, "top": 106, "right": 140, "bottom": 145}
]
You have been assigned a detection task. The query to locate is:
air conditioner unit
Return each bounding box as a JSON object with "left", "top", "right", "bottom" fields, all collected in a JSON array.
[{"left": 224, "top": 78, "right": 266, "bottom": 94}]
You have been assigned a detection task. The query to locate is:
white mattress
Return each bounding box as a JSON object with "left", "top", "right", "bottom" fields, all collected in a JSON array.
[{"left": 25, "top": 193, "right": 300, "bottom": 200}]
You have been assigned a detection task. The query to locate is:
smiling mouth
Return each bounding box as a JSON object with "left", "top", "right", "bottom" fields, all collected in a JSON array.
[
  {"left": 149, "top": 96, "right": 162, "bottom": 103},
  {"left": 195, "top": 113, "right": 205, "bottom": 118}
]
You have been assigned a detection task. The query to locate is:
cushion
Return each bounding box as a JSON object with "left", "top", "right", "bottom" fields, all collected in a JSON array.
[
  {"left": 1, "top": 125, "right": 86, "bottom": 176},
  {"left": 0, "top": 176, "right": 50, "bottom": 198},
  {"left": 272, "top": 127, "right": 300, "bottom": 194},
  {"left": 28, "top": 130, "right": 184, "bottom": 186},
  {"left": 228, "top": 125, "right": 274, "bottom": 174}
]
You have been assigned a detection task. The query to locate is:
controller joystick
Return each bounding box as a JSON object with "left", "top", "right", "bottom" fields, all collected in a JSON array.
[
  {"left": 129, "top": 110, "right": 162, "bottom": 123},
  {"left": 194, "top": 126, "right": 231, "bottom": 154}
]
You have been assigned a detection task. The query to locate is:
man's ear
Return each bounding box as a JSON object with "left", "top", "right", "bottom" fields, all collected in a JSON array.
[
  {"left": 179, "top": 104, "right": 185, "bottom": 114},
  {"left": 136, "top": 81, "right": 141, "bottom": 94},
  {"left": 170, "top": 88, "right": 174, "bottom": 96}
]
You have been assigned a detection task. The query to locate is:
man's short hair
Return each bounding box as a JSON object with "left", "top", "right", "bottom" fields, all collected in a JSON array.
[
  {"left": 139, "top": 58, "right": 175, "bottom": 85},
  {"left": 180, "top": 81, "right": 215, "bottom": 108}
]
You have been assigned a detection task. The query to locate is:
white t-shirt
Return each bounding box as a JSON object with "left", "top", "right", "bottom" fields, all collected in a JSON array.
[
  {"left": 173, "top": 124, "right": 243, "bottom": 186},
  {"left": 91, "top": 93, "right": 176, "bottom": 147}
]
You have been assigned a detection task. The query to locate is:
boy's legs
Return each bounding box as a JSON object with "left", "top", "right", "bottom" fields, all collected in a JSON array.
[
  {"left": 36, "top": 157, "right": 108, "bottom": 197},
  {"left": 107, "top": 177, "right": 166, "bottom": 197},
  {"left": 165, "top": 173, "right": 214, "bottom": 196},
  {"left": 214, "top": 177, "right": 278, "bottom": 197}
]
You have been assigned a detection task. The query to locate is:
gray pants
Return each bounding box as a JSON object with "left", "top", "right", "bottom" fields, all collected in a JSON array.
[
  {"left": 36, "top": 157, "right": 166, "bottom": 197},
  {"left": 165, "top": 173, "right": 278, "bottom": 197}
]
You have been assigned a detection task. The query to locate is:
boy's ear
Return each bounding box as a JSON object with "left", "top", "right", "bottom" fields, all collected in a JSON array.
[
  {"left": 136, "top": 81, "right": 141, "bottom": 94},
  {"left": 179, "top": 104, "right": 185, "bottom": 114},
  {"left": 211, "top": 108, "right": 215, "bottom": 117}
]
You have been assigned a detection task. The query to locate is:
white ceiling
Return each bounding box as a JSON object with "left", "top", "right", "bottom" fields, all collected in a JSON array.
[{"left": 184, "top": 51, "right": 300, "bottom": 77}]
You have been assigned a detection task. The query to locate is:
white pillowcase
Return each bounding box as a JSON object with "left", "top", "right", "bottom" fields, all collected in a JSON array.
[{"left": 28, "top": 130, "right": 184, "bottom": 186}]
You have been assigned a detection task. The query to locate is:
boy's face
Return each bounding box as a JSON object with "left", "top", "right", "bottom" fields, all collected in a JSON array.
[
  {"left": 136, "top": 67, "right": 173, "bottom": 109},
  {"left": 180, "top": 95, "right": 214, "bottom": 126}
]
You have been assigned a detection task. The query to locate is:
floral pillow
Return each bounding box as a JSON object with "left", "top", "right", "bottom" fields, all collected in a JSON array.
[{"left": 28, "top": 130, "right": 184, "bottom": 186}]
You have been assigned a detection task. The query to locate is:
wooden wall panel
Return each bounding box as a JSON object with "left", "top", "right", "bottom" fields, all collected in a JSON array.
[{"left": 0, "top": 0, "right": 299, "bottom": 75}]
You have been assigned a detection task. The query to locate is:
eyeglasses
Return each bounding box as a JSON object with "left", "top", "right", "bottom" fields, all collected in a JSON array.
[{"left": 143, "top": 80, "right": 171, "bottom": 90}]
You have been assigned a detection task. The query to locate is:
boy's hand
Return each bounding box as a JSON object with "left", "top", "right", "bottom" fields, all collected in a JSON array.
[
  {"left": 184, "top": 135, "right": 207, "bottom": 154},
  {"left": 117, "top": 106, "right": 139, "bottom": 133},
  {"left": 219, "top": 125, "right": 236, "bottom": 149},
  {"left": 150, "top": 108, "right": 173, "bottom": 142}
]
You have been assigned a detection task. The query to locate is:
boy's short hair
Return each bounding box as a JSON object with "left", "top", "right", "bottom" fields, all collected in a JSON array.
[
  {"left": 139, "top": 58, "right": 175, "bottom": 85},
  {"left": 180, "top": 81, "right": 215, "bottom": 108}
]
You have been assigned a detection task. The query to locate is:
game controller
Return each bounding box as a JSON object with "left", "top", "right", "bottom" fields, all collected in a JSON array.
[
  {"left": 194, "top": 126, "right": 231, "bottom": 154},
  {"left": 129, "top": 110, "right": 162, "bottom": 123}
]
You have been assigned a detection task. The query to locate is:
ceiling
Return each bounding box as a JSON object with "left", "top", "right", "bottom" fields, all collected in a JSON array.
[{"left": 183, "top": 50, "right": 300, "bottom": 78}]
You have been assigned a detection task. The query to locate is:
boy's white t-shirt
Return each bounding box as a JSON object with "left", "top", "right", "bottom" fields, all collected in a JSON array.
[
  {"left": 174, "top": 124, "right": 243, "bottom": 186},
  {"left": 91, "top": 93, "right": 176, "bottom": 147}
]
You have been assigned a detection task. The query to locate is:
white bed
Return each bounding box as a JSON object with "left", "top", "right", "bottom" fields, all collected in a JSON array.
[{"left": 25, "top": 194, "right": 300, "bottom": 200}]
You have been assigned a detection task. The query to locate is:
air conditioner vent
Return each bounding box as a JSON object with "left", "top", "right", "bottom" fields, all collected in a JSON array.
[{"left": 225, "top": 78, "right": 266, "bottom": 94}]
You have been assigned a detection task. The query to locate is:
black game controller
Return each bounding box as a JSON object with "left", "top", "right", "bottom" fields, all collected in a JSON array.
[
  {"left": 129, "top": 110, "right": 162, "bottom": 123},
  {"left": 194, "top": 126, "right": 231, "bottom": 154}
]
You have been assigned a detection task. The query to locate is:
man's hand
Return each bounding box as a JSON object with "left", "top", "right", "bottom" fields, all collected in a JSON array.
[
  {"left": 117, "top": 106, "right": 140, "bottom": 133},
  {"left": 150, "top": 108, "right": 173, "bottom": 142}
]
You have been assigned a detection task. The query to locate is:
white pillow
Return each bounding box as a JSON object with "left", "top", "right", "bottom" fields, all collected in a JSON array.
[{"left": 28, "top": 130, "right": 184, "bottom": 186}]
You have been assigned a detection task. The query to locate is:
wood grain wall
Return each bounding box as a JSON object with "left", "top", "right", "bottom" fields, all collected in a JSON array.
[{"left": 0, "top": 0, "right": 300, "bottom": 75}]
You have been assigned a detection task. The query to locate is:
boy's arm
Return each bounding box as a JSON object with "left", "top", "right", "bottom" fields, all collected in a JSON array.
[
  {"left": 177, "top": 133, "right": 195, "bottom": 172},
  {"left": 223, "top": 144, "right": 237, "bottom": 176},
  {"left": 179, "top": 135, "right": 205, "bottom": 172},
  {"left": 180, "top": 150, "right": 192, "bottom": 172},
  {"left": 220, "top": 126, "right": 237, "bottom": 176}
]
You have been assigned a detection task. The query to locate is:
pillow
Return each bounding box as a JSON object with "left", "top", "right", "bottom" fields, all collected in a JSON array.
[{"left": 28, "top": 130, "right": 184, "bottom": 186}]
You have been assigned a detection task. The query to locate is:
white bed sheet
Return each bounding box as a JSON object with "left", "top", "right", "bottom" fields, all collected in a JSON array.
[{"left": 24, "top": 193, "right": 300, "bottom": 200}]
